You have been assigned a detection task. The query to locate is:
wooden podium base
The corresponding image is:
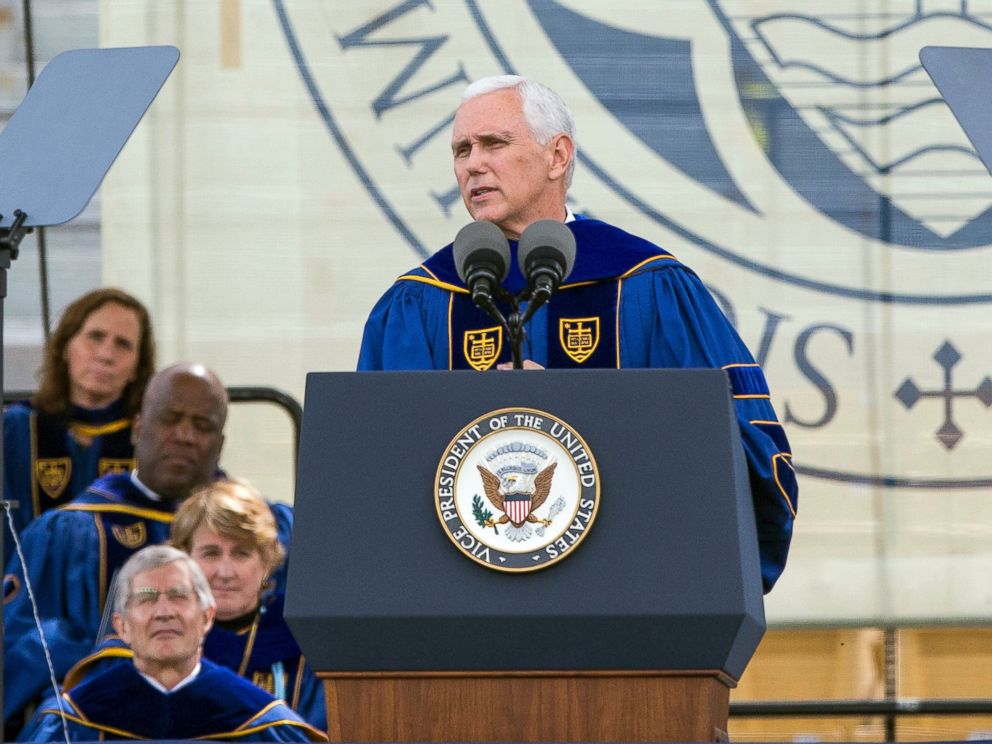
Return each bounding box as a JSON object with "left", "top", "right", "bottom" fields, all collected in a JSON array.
[{"left": 321, "top": 670, "right": 733, "bottom": 742}]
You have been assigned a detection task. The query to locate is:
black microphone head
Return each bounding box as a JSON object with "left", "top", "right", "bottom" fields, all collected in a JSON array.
[
  {"left": 453, "top": 221, "right": 511, "bottom": 285},
  {"left": 517, "top": 219, "right": 577, "bottom": 284}
]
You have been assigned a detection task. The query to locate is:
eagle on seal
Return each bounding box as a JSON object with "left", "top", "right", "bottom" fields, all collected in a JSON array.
[{"left": 477, "top": 460, "right": 558, "bottom": 531}]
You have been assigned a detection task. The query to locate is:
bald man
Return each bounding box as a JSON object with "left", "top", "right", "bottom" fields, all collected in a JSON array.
[{"left": 4, "top": 364, "right": 249, "bottom": 729}]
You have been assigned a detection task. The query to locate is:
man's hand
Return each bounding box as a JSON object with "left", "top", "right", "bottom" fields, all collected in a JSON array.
[{"left": 496, "top": 360, "right": 545, "bottom": 370}]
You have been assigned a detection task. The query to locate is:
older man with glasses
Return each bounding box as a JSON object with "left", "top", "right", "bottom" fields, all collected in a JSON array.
[{"left": 19, "top": 545, "right": 326, "bottom": 742}]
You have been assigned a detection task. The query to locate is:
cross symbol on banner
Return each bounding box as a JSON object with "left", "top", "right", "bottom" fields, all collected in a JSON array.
[{"left": 894, "top": 340, "right": 992, "bottom": 449}]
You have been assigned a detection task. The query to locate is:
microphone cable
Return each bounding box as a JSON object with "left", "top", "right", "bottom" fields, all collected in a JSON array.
[{"left": 3, "top": 503, "right": 72, "bottom": 744}]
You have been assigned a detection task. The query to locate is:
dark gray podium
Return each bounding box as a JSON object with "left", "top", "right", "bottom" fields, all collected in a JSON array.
[{"left": 287, "top": 369, "right": 765, "bottom": 742}]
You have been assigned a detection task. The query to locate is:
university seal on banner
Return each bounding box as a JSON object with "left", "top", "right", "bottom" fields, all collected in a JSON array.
[{"left": 435, "top": 407, "right": 599, "bottom": 572}]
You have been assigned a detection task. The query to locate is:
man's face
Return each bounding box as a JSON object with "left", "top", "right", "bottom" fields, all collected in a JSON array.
[
  {"left": 113, "top": 561, "right": 214, "bottom": 674},
  {"left": 452, "top": 89, "right": 568, "bottom": 239},
  {"left": 132, "top": 372, "right": 225, "bottom": 500}
]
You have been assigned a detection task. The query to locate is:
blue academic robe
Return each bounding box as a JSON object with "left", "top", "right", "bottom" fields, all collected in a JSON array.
[
  {"left": 19, "top": 658, "right": 327, "bottom": 741},
  {"left": 3, "top": 400, "right": 136, "bottom": 567},
  {"left": 358, "top": 218, "right": 797, "bottom": 592},
  {"left": 3, "top": 473, "right": 296, "bottom": 728},
  {"left": 54, "top": 593, "right": 326, "bottom": 732},
  {"left": 203, "top": 593, "right": 326, "bottom": 731}
]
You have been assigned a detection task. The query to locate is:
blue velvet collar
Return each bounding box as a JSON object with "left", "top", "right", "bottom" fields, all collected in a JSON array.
[
  {"left": 205, "top": 593, "right": 302, "bottom": 671},
  {"left": 64, "top": 658, "right": 277, "bottom": 739},
  {"left": 418, "top": 218, "right": 678, "bottom": 294},
  {"left": 75, "top": 472, "right": 176, "bottom": 514}
]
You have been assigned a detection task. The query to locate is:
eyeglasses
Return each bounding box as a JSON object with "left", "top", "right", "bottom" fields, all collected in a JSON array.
[{"left": 127, "top": 586, "right": 194, "bottom": 607}]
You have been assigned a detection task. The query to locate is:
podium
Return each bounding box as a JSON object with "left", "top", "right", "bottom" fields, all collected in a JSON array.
[{"left": 287, "top": 369, "right": 765, "bottom": 742}]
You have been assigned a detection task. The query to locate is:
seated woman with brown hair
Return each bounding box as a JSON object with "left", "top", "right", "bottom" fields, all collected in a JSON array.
[
  {"left": 3, "top": 287, "right": 155, "bottom": 565},
  {"left": 169, "top": 478, "right": 326, "bottom": 731}
]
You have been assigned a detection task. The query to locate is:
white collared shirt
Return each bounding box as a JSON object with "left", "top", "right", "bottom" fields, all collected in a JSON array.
[
  {"left": 130, "top": 469, "right": 161, "bottom": 502},
  {"left": 138, "top": 661, "right": 201, "bottom": 694}
]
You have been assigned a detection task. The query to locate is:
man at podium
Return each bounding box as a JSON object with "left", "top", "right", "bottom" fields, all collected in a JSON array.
[{"left": 358, "top": 75, "right": 797, "bottom": 593}]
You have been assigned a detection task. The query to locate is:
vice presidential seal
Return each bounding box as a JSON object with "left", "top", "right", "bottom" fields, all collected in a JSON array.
[{"left": 435, "top": 407, "right": 599, "bottom": 572}]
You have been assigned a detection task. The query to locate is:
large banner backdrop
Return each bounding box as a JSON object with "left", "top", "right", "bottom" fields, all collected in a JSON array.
[{"left": 101, "top": 1, "right": 992, "bottom": 624}]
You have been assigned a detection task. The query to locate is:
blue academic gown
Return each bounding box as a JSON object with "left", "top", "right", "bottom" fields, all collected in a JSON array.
[
  {"left": 358, "top": 218, "right": 797, "bottom": 592},
  {"left": 52, "top": 593, "right": 327, "bottom": 732},
  {"left": 2, "top": 473, "right": 295, "bottom": 728},
  {"left": 203, "top": 593, "right": 325, "bottom": 731},
  {"left": 19, "top": 658, "right": 327, "bottom": 742},
  {"left": 3, "top": 400, "right": 136, "bottom": 567}
]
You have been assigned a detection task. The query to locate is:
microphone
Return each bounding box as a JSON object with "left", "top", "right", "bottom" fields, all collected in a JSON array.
[
  {"left": 517, "top": 219, "right": 577, "bottom": 305},
  {"left": 453, "top": 221, "right": 511, "bottom": 309}
]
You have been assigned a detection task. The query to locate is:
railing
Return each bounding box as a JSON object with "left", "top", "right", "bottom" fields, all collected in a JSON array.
[
  {"left": 226, "top": 386, "right": 303, "bottom": 464},
  {"left": 731, "top": 699, "right": 992, "bottom": 741}
]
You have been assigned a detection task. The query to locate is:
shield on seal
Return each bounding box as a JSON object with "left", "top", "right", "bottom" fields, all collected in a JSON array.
[{"left": 502, "top": 493, "right": 532, "bottom": 527}]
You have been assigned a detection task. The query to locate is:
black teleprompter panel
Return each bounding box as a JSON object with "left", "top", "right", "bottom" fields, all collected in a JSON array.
[{"left": 286, "top": 369, "right": 764, "bottom": 679}]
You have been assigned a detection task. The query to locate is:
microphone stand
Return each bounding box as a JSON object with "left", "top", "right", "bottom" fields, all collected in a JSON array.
[
  {"left": 506, "top": 303, "right": 525, "bottom": 370},
  {"left": 473, "top": 286, "right": 526, "bottom": 370},
  {"left": 474, "top": 286, "right": 555, "bottom": 371},
  {"left": 508, "top": 288, "right": 553, "bottom": 370}
]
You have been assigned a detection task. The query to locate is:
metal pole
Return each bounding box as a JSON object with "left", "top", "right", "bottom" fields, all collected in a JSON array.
[
  {"left": 21, "top": 0, "right": 51, "bottom": 340},
  {"left": 884, "top": 627, "right": 899, "bottom": 741}
]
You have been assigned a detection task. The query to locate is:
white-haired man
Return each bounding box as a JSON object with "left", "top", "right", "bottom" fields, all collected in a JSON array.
[
  {"left": 358, "top": 75, "right": 797, "bottom": 593},
  {"left": 21, "top": 545, "right": 325, "bottom": 742}
]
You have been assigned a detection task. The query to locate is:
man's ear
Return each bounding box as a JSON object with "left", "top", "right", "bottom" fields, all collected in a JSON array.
[
  {"left": 201, "top": 605, "right": 216, "bottom": 637},
  {"left": 112, "top": 612, "right": 130, "bottom": 644},
  {"left": 211, "top": 433, "right": 226, "bottom": 474},
  {"left": 547, "top": 133, "right": 574, "bottom": 182}
]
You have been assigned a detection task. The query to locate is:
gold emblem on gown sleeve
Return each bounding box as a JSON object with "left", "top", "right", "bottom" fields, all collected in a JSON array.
[
  {"left": 35, "top": 458, "right": 72, "bottom": 500},
  {"left": 111, "top": 521, "right": 147, "bottom": 549},
  {"left": 559, "top": 317, "right": 600, "bottom": 364},
  {"left": 251, "top": 671, "right": 276, "bottom": 695},
  {"left": 99, "top": 458, "right": 136, "bottom": 477},
  {"left": 464, "top": 327, "right": 503, "bottom": 371}
]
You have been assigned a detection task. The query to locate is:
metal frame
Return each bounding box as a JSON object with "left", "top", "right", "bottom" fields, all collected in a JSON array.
[{"left": 731, "top": 698, "right": 992, "bottom": 742}]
